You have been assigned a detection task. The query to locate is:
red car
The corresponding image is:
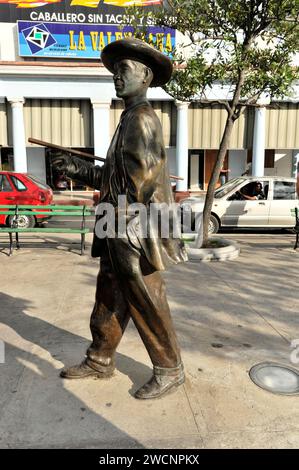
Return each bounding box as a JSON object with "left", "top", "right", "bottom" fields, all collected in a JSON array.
[{"left": 0, "top": 171, "right": 53, "bottom": 228}]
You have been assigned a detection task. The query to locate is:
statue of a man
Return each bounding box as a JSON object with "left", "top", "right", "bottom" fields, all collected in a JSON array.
[{"left": 52, "top": 38, "right": 188, "bottom": 399}]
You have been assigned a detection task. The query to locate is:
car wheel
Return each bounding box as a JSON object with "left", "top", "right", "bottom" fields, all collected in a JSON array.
[
  {"left": 209, "top": 215, "right": 219, "bottom": 234},
  {"left": 7, "top": 214, "right": 36, "bottom": 229}
]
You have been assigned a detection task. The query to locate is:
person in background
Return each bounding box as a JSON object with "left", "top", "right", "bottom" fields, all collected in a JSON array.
[
  {"left": 240, "top": 181, "right": 265, "bottom": 200},
  {"left": 55, "top": 174, "right": 68, "bottom": 190},
  {"left": 219, "top": 166, "right": 231, "bottom": 186},
  {"left": 242, "top": 161, "right": 252, "bottom": 176}
]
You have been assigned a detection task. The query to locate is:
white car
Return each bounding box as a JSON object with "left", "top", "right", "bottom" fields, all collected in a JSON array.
[{"left": 180, "top": 177, "right": 298, "bottom": 234}]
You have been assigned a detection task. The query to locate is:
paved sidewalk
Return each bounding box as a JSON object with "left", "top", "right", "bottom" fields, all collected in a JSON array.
[
  {"left": 53, "top": 191, "right": 95, "bottom": 207},
  {"left": 0, "top": 232, "right": 298, "bottom": 449}
]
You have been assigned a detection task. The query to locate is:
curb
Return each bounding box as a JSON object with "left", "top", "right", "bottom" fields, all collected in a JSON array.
[{"left": 185, "top": 237, "right": 240, "bottom": 262}]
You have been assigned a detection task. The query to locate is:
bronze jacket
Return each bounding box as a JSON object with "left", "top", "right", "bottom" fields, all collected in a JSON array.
[{"left": 65, "top": 100, "right": 187, "bottom": 271}]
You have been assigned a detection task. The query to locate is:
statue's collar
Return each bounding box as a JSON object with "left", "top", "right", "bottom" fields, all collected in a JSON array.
[{"left": 121, "top": 100, "right": 150, "bottom": 119}]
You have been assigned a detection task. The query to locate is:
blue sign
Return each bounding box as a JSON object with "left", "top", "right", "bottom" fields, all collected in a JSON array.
[{"left": 18, "top": 21, "right": 175, "bottom": 59}]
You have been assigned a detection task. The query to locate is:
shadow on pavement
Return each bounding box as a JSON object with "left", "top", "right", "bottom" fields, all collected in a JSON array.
[{"left": 0, "top": 292, "right": 147, "bottom": 449}]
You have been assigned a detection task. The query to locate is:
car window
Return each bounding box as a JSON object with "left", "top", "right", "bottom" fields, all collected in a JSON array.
[
  {"left": 241, "top": 181, "right": 269, "bottom": 200},
  {"left": 228, "top": 180, "right": 269, "bottom": 201},
  {"left": 214, "top": 178, "right": 244, "bottom": 199},
  {"left": 273, "top": 181, "right": 296, "bottom": 200},
  {"left": 0, "top": 175, "right": 13, "bottom": 192},
  {"left": 10, "top": 175, "right": 27, "bottom": 192},
  {"left": 27, "top": 174, "right": 51, "bottom": 190}
]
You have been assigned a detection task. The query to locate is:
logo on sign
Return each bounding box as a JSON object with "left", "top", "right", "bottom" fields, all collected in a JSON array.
[{"left": 22, "top": 24, "right": 57, "bottom": 54}]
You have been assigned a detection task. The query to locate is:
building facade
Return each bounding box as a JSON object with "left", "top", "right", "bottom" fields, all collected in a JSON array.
[{"left": 0, "top": 1, "right": 298, "bottom": 192}]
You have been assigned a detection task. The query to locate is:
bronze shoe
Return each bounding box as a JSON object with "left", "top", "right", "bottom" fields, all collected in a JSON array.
[
  {"left": 134, "top": 363, "right": 185, "bottom": 399},
  {"left": 60, "top": 359, "right": 114, "bottom": 380}
]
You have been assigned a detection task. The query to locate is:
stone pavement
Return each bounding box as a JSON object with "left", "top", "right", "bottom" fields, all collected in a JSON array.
[{"left": 0, "top": 231, "right": 298, "bottom": 449}]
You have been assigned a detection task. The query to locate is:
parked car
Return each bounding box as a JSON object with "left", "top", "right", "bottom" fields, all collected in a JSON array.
[
  {"left": 0, "top": 171, "right": 53, "bottom": 228},
  {"left": 180, "top": 177, "right": 298, "bottom": 234}
]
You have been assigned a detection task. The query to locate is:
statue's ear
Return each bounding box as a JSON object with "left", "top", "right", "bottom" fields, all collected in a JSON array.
[{"left": 144, "top": 67, "right": 153, "bottom": 84}]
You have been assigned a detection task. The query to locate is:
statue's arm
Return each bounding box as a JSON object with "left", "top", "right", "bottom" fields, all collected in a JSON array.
[{"left": 51, "top": 153, "right": 103, "bottom": 190}]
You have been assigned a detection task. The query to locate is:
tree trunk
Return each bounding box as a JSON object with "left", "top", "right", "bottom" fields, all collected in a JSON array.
[
  {"left": 202, "top": 115, "right": 234, "bottom": 246},
  {"left": 201, "top": 63, "right": 247, "bottom": 247}
]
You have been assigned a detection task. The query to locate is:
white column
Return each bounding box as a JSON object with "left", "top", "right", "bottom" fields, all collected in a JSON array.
[
  {"left": 91, "top": 99, "right": 111, "bottom": 166},
  {"left": 252, "top": 96, "right": 270, "bottom": 178},
  {"left": 8, "top": 98, "right": 27, "bottom": 173},
  {"left": 252, "top": 106, "right": 266, "bottom": 177},
  {"left": 175, "top": 101, "right": 190, "bottom": 191}
]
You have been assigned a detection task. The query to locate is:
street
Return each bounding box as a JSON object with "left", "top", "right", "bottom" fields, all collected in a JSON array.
[{"left": 46, "top": 214, "right": 295, "bottom": 238}]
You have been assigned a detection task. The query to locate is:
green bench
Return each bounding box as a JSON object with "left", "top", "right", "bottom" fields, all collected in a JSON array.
[
  {"left": 0, "top": 204, "right": 92, "bottom": 256},
  {"left": 291, "top": 207, "right": 299, "bottom": 250}
]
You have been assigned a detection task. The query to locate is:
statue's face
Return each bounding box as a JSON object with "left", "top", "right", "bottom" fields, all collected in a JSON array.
[{"left": 113, "top": 59, "right": 148, "bottom": 98}]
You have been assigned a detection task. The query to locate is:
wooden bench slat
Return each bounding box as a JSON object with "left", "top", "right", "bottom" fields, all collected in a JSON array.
[
  {"left": 0, "top": 211, "right": 92, "bottom": 216},
  {"left": 0, "top": 204, "right": 93, "bottom": 210},
  {"left": 0, "top": 228, "right": 90, "bottom": 234},
  {"left": 0, "top": 211, "right": 19, "bottom": 215}
]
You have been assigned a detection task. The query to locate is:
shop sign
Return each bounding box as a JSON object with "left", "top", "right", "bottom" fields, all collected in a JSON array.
[{"left": 17, "top": 20, "right": 175, "bottom": 58}]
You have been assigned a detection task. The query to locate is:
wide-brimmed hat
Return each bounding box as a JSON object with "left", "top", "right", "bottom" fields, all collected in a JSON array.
[{"left": 101, "top": 37, "right": 173, "bottom": 87}]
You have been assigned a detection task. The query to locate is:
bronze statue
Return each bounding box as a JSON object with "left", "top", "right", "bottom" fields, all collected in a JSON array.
[{"left": 51, "top": 38, "right": 188, "bottom": 399}]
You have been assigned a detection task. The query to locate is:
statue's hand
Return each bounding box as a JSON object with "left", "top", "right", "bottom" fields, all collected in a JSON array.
[
  {"left": 50, "top": 151, "right": 98, "bottom": 187},
  {"left": 51, "top": 152, "right": 73, "bottom": 173}
]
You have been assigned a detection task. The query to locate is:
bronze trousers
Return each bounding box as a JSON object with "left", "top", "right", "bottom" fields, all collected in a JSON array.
[{"left": 86, "top": 238, "right": 182, "bottom": 371}]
